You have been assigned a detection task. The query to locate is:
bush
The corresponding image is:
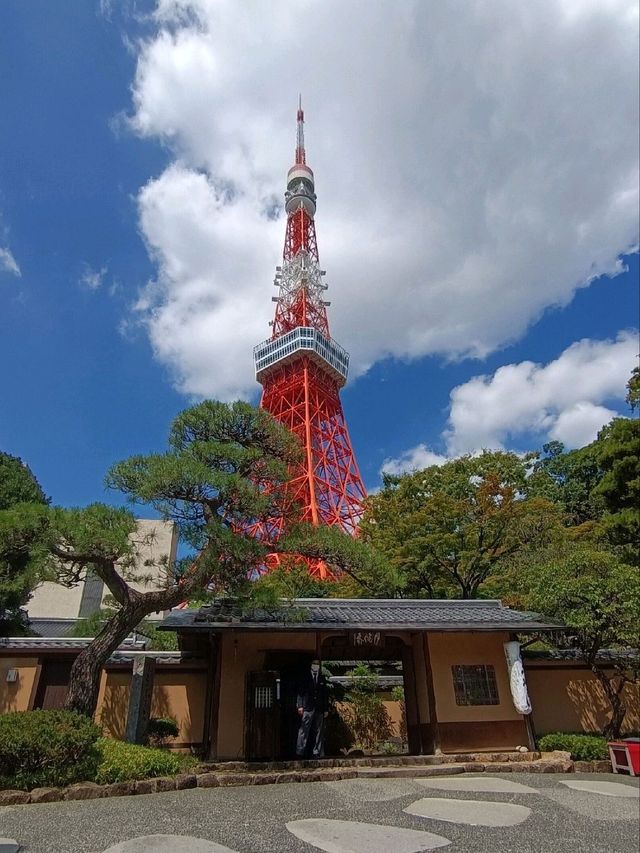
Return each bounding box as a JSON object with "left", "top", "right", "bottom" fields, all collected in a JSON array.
[
  {"left": 146, "top": 717, "right": 179, "bottom": 747},
  {"left": 342, "top": 664, "right": 393, "bottom": 751},
  {"left": 538, "top": 732, "right": 609, "bottom": 761},
  {"left": 94, "top": 738, "right": 194, "bottom": 784},
  {"left": 0, "top": 710, "right": 100, "bottom": 791}
]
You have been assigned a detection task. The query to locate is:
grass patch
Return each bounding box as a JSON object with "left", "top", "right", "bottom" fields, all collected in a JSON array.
[{"left": 94, "top": 738, "right": 198, "bottom": 784}]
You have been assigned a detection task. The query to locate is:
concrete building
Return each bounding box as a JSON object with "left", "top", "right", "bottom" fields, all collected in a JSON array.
[{"left": 26, "top": 519, "right": 178, "bottom": 636}]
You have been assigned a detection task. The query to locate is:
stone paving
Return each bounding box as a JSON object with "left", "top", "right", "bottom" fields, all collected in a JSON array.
[{"left": 0, "top": 773, "right": 638, "bottom": 852}]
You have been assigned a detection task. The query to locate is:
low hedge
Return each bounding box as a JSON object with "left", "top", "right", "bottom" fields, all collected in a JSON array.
[
  {"left": 537, "top": 732, "right": 609, "bottom": 761},
  {"left": 0, "top": 710, "right": 101, "bottom": 791},
  {"left": 94, "top": 738, "right": 196, "bottom": 784}
]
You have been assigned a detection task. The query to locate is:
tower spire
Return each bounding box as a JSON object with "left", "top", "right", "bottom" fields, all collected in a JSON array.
[{"left": 296, "top": 94, "right": 305, "bottom": 165}]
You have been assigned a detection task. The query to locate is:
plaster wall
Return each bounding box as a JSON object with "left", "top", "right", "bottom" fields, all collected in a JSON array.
[
  {"left": 0, "top": 656, "right": 39, "bottom": 713},
  {"left": 216, "top": 632, "right": 317, "bottom": 760},
  {"left": 95, "top": 667, "right": 207, "bottom": 745},
  {"left": 526, "top": 664, "right": 640, "bottom": 735},
  {"left": 428, "top": 631, "right": 519, "bottom": 723}
]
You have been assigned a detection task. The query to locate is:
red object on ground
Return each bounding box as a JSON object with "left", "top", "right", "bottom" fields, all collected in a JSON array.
[
  {"left": 249, "top": 102, "right": 366, "bottom": 577},
  {"left": 608, "top": 740, "right": 640, "bottom": 776}
]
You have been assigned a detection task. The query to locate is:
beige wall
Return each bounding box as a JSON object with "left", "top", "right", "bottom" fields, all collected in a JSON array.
[
  {"left": 216, "top": 632, "right": 317, "bottom": 760},
  {"left": 27, "top": 519, "right": 178, "bottom": 622},
  {"left": 428, "top": 632, "right": 520, "bottom": 723},
  {"left": 526, "top": 664, "right": 640, "bottom": 735},
  {"left": 0, "top": 657, "right": 39, "bottom": 713},
  {"left": 95, "top": 667, "right": 207, "bottom": 745}
]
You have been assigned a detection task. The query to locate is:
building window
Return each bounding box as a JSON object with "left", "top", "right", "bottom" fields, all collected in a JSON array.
[{"left": 452, "top": 664, "right": 499, "bottom": 706}]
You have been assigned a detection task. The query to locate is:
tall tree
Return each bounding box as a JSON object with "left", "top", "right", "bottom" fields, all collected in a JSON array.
[
  {"left": 360, "top": 451, "right": 561, "bottom": 599},
  {"left": 525, "top": 546, "right": 640, "bottom": 738},
  {"left": 33, "top": 401, "right": 375, "bottom": 717},
  {"left": 592, "top": 417, "right": 640, "bottom": 562},
  {"left": 0, "top": 453, "right": 49, "bottom": 634}
]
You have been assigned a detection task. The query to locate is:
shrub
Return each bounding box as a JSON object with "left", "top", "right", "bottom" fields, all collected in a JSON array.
[
  {"left": 538, "top": 732, "right": 609, "bottom": 761},
  {"left": 94, "top": 738, "right": 193, "bottom": 784},
  {"left": 0, "top": 710, "right": 100, "bottom": 791},
  {"left": 146, "top": 717, "right": 179, "bottom": 747},
  {"left": 342, "top": 664, "right": 393, "bottom": 751}
]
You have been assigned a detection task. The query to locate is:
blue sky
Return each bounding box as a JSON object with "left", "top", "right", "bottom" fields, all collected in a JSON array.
[{"left": 1, "top": 1, "right": 638, "bottom": 512}]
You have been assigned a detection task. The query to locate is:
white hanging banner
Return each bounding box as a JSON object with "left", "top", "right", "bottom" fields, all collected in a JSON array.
[{"left": 504, "top": 641, "right": 532, "bottom": 715}]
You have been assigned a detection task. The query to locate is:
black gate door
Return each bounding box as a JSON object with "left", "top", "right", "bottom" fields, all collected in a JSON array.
[{"left": 245, "top": 670, "right": 281, "bottom": 761}]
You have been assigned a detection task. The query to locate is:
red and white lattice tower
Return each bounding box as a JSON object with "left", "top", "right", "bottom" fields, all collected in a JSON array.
[{"left": 252, "top": 100, "right": 366, "bottom": 576}]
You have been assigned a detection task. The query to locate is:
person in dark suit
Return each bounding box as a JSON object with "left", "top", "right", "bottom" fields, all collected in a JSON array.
[{"left": 296, "top": 658, "right": 329, "bottom": 758}]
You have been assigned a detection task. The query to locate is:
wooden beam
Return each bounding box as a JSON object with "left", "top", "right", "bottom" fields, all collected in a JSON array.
[{"left": 423, "top": 633, "right": 442, "bottom": 755}]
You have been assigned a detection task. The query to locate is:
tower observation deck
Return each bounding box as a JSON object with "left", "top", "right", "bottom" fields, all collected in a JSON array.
[{"left": 252, "top": 101, "right": 366, "bottom": 573}]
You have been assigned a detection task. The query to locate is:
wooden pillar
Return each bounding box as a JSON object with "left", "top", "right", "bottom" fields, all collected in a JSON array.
[
  {"left": 422, "top": 633, "right": 442, "bottom": 755},
  {"left": 125, "top": 656, "right": 156, "bottom": 744},
  {"left": 206, "top": 634, "right": 223, "bottom": 759},
  {"left": 401, "top": 641, "right": 422, "bottom": 755}
]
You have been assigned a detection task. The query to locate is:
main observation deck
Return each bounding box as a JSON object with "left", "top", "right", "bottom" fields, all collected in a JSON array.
[{"left": 254, "top": 326, "right": 349, "bottom": 387}]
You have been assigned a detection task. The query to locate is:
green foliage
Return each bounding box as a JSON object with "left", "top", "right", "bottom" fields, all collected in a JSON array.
[
  {"left": 525, "top": 544, "right": 639, "bottom": 738},
  {"left": 361, "top": 451, "right": 561, "bottom": 599},
  {"left": 593, "top": 418, "right": 640, "bottom": 561},
  {"left": 247, "top": 559, "right": 334, "bottom": 612},
  {"left": 537, "top": 733, "right": 609, "bottom": 761},
  {"left": 626, "top": 365, "right": 640, "bottom": 412},
  {"left": 0, "top": 505, "right": 52, "bottom": 635},
  {"left": 528, "top": 441, "right": 604, "bottom": 526},
  {"left": 0, "top": 454, "right": 49, "bottom": 634},
  {"left": 94, "top": 737, "right": 193, "bottom": 784},
  {"left": 0, "top": 710, "right": 100, "bottom": 791},
  {"left": 146, "top": 717, "right": 179, "bottom": 747},
  {"left": 390, "top": 685, "right": 408, "bottom": 745},
  {"left": 139, "top": 623, "right": 180, "bottom": 651},
  {"left": 342, "top": 664, "right": 393, "bottom": 751},
  {"left": 526, "top": 546, "right": 640, "bottom": 656},
  {"left": 0, "top": 453, "right": 48, "bottom": 511}
]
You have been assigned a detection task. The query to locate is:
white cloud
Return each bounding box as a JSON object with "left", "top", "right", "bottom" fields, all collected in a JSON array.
[
  {"left": 0, "top": 247, "right": 21, "bottom": 277},
  {"left": 79, "top": 264, "right": 108, "bottom": 291},
  {"left": 380, "top": 444, "right": 448, "bottom": 477},
  {"left": 128, "top": 0, "right": 639, "bottom": 399},
  {"left": 444, "top": 331, "right": 637, "bottom": 454}
]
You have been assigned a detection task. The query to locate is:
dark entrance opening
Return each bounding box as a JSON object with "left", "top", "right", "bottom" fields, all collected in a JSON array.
[
  {"left": 262, "top": 650, "right": 315, "bottom": 760},
  {"left": 33, "top": 657, "right": 74, "bottom": 710}
]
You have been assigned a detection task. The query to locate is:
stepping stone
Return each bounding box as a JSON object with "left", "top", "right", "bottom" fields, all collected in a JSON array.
[
  {"left": 404, "top": 797, "right": 531, "bottom": 826},
  {"left": 286, "top": 818, "right": 451, "bottom": 852},
  {"left": 102, "top": 836, "right": 239, "bottom": 853},
  {"left": 560, "top": 780, "right": 640, "bottom": 798},
  {"left": 325, "top": 777, "right": 423, "bottom": 801},
  {"left": 415, "top": 776, "right": 538, "bottom": 794},
  {"left": 0, "top": 840, "right": 20, "bottom": 853}
]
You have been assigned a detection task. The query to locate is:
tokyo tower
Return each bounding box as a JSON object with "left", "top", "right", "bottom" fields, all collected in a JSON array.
[{"left": 252, "top": 100, "right": 366, "bottom": 574}]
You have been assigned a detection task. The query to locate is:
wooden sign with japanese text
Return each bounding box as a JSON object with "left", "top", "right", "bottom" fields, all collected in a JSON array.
[{"left": 349, "top": 630, "right": 384, "bottom": 649}]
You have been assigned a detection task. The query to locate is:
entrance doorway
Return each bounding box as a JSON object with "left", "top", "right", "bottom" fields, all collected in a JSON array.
[{"left": 33, "top": 658, "right": 74, "bottom": 710}]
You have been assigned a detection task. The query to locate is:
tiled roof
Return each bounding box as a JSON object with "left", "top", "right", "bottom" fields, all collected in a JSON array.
[
  {"left": 523, "top": 648, "right": 638, "bottom": 663},
  {"left": 161, "top": 598, "right": 562, "bottom": 632},
  {"left": 27, "top": 618, "right": 79, "bottom": 638}
]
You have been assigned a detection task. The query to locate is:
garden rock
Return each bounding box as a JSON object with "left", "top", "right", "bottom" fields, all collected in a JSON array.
[
  {"left": 30, "top": 787, "right": 64, "bottom": 803},
  {"left": 0, "top": 790, "right": 30, "bottom": 806}
]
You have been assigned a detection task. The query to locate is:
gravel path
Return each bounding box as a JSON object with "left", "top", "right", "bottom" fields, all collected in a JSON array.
[{"left": 0, "top": 773, "right": 638, "bottom": 853}]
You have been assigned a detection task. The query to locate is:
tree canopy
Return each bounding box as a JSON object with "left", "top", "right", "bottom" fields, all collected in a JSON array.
[
  {"left": 0, "top": 453, "right": 49, "bottom": 634},
  {"left": 360, "top": 451, "right": 561, "bottom": 599}
]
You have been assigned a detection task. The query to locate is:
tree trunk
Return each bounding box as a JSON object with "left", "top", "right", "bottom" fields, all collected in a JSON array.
[
  {"left": 65, "top": 603, "right": 144, "bottom": 718},
  {"left": 592, "top": 667, "right": 627, "bottom": 740}
]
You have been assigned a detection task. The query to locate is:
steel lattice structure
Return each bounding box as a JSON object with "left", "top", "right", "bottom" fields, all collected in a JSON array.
[{"left": 251, "top": 101, "right": 366, "bottom": 577}]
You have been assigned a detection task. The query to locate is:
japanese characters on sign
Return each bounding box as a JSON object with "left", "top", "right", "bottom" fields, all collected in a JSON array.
[{"left": 349, "top": 630, "right": 383, "bottom": 648}]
